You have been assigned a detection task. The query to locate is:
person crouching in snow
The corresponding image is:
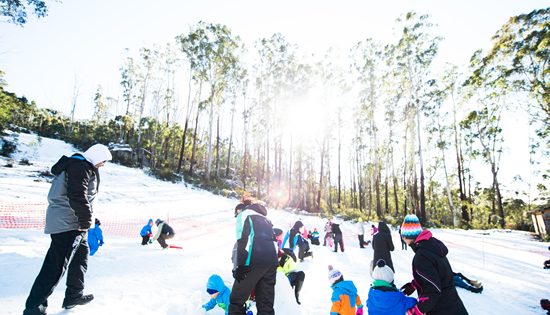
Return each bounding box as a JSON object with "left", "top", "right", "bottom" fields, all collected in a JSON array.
[
  {"left": 140, "top": 219, "right": 153, "bottom": 245},
  {"left": 88, "top": 218, "right": 104, "bottom": 256},
  {"left": 366, "top": 259, "right": 418, "bottom": 315},
  {"left": 328, "top": 265, "right": 364, "bottom": 315},
  {"left": 151, "top": 218, "right": 175, "bottom": 249},
  {"left": 202, "top": 274, "right": 231, "bottom": 314},
  {"left": 399, "top": 214, "right": 468, "bottom": 315},
  {"left": 278, "top": 248, "right": 306, "bottom": 305}
]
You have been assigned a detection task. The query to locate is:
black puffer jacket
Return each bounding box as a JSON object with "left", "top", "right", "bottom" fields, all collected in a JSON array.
[
  {"left": 235, "top": 204, "right": 278, "bottom": 267},
  {"left": 411, "top": 230, "right": 468, "bottom": 315},
  {"left": 372, "top": 221, "right": 395, "bottom": 271}
]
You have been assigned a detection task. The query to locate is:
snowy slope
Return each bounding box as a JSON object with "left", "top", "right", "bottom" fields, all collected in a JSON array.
[{"left": 1, "top": 132, "right": 549, "bottom": 315}]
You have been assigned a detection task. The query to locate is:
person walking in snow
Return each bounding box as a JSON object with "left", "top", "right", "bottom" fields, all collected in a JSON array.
[
  {"left": 202, "top": 274, "right": 232, "bottom": 315},
  {"left": 23, "top": 143, "right": 112, "bottom": 315},
  {"left": 88, "top": 218, "right": 104, "bottom": 256},
  {"left": 366, "top": 259, "right": 419, "bottom": 315},
  {"left": 230, "top": 203, "right": 278, "bottom": 315},
  {"left": 151, "top": 218, "right": 175, "bottom": 249},
  {"left": 282, "top": 220, "right": 312, "bottom": 261},
  {"left": 399, "top": 214, "right": 468, "bottom": 315},
  {"left": 372, "top": 221, "right": 395, "bottom": 272},
  {"left": 277, "top": 248, "right": 306, "bottom": 305},
  {"left": 328, "top": 265, "right": 364, "bottom": 315}
]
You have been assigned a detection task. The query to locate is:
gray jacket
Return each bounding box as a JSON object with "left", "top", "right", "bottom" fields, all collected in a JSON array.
[{"left": 44, "top": 154, "right": 99, "bottom": 234}]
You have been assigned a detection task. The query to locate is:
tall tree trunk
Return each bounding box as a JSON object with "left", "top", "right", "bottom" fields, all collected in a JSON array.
[
  {"left": 338, "top": 134, "right": 342, "bottom": 209},
  {"left": 492, "top": 163, "right": 505, "bottom": 228},
  {"left": 215, "top": 115, "right": 220, "bottom": 178},
  {"left": 188, "top": 106, "right": 201, "bottom": 176},
  {"left": 226, "top": 100, "right": 237, "bottom": 177},
  {"left": 288, "top": 136, "right": 293, "bottom": 206},
  {"left": 416, "top": 107, "right": 426, "bottom": 223},
  {"left": 177, "top": 70, "right": 194, "bottom": 174},
  {"left": 317, "top": 140, "right": 325, "bottom": 213},
  {"left": 205, "top": 86, "right": 215, "bottom": 182}
]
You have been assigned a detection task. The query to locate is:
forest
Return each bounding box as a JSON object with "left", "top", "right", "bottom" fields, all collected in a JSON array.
[{"left": 1, "top": 8, "right": 548, "bottom": 231}]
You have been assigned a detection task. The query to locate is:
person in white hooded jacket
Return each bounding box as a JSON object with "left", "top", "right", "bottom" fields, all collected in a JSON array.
[{"left": 23, "top": 144, "right": 112, "bottom": 315}]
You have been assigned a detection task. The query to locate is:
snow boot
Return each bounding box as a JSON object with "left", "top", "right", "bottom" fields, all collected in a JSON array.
[
  {"left": 469, "top": 279, "right": 482, "bottom": 288},
  {"left": 22, "top": 304, "right": 47, "bottom": 315},
  {"left": 541, "top": 299, "right": 550, "bottom": 312},
  {"left": 62, "top": 294, "right": 94, "bottom": 309}
]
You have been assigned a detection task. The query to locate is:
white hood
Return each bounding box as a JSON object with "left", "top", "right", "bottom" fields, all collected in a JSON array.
[{"left": 82, "top": 144, "right": 112, "bottom": 166}]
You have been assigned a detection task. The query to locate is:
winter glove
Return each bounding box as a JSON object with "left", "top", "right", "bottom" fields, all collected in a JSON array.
[
  {"left": 406, "top": 305, "right": 423, "bottom": 315},
  {"left": 356, "top": 306, "right": 363, "bottom": 315},
  {"left": 233, "top": 265, "right": 250, "bottom": 282},
  {"left": 99, "top": 240, "right": 104, "bottom": 246},
  {"left": 400, "top": 282, "right": 416, "bottom": 296}
]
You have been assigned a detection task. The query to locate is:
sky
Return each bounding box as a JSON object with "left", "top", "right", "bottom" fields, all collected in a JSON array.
[
  {"left": 0, "top": 132, "right": 549, "bottom": 314},
  {"left": 0, "top": 0, "right": 548, "bottom": 196},
  {"left": 0, "top": 0, "right": 548, "bottom": 118}
]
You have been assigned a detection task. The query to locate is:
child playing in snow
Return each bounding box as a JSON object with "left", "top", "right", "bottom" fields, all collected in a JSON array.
[
  {"left": 309, "top": 228, "right": 320, "bottom": 245},
  {"left": 453, "top": 272, "right": 483, "bottom": 293},
  {"left": 140, "top": 219, "right": 153, "bottom": 245},
  {"left": 328, "top": 265, "right": 364, "bottom": 315},
  {"left": 202, "top": 274, "right": 231, "bottom": 315},
  {"left": 366, "top": 259, "right": 419, "bottom": 315},
  {"left": 278, "top": 248, "right": 306, "bottom": 305},
  {"left": 88, "top": 218, "right": 104, "bottom": 256}
]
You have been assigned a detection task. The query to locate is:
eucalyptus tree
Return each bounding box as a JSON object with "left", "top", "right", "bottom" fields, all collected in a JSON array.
[
  {"left": 352, "top": 38, "right": 385, "bottom": 218},
  {"left": 463, "top": 51, "right": 508, "bottom": 228},
  {"left": 92, "top": 85, "right": 109, "bottom": 124},
  {"left": 1, "top": 0, "right": 47, "bottom": 26},
  {"left": 255, "top": 33, "right": 296, "bottom": 199},
  {"left": 394, "top": 12, "right": 441, "bottom": 223},
  {"left": 474, "top": 8, "right": 549, "bottom": 134},
  {"left": 119, "top": 52, "right": 139, "bottom": 142}
]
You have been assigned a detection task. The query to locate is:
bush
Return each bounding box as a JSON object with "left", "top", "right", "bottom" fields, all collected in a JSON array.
[
  {"left": 152, "top": 167, "right": 180, "bottom": 183},
  {"left": 0, "top": 139, "right": 16, "bottom": 157}
]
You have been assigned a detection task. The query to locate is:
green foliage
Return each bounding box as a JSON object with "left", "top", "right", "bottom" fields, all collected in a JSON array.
[
  {"left": 1, "top": 0, "right": 48, "bottom": 26},
  {"left": 0, "top": 138, "right": 16, "bottom": 157}
]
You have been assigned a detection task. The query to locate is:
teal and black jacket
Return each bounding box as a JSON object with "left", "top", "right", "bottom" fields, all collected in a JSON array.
[{"left": 235, "top": 204, "right": 278, "bottom": 267}]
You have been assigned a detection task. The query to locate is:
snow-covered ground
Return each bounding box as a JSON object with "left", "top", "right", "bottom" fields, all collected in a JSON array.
[{"left": 1, "top": 132, "right": 549, "bottom": 315}]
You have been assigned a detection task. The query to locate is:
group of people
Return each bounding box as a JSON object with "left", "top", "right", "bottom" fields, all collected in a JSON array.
[
  {"left": 20, "top": 143, "right": 482, "bottom": 315},
  {"left": 139, "top": 218, "right": 175, "bottom": 249}
]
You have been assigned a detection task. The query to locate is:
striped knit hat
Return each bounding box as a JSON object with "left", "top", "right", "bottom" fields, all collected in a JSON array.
[{"left": 401, "top": 214, "right": 422, "bottom": 240}]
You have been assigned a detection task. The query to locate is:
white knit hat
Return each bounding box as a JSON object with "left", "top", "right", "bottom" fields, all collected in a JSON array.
[
  {"left": 371, "top": 259, "right": 394, "bottom": 283},
  {"left": 82, "top": 144, "right": 112, "bottom": 166},
  {"left": 328, "top": 265, "right": 342, "bottom": 285}
]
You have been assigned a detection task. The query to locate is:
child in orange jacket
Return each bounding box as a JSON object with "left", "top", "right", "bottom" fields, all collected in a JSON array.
[{"left": 328, "top": 265, "right": 364, "bottom": 315}]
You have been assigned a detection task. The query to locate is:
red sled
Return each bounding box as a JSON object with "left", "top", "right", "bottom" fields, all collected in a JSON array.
[{"left": 168, "top": 244, "right": 182, "bottom": 249}]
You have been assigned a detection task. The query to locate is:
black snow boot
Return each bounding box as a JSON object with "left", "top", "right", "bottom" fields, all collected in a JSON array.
[
  {"left": 62, "top": 294, "right": 94, "bottom": 309},
  {"left": 22, "top": 304, "right": 47, "bottom": 315}
]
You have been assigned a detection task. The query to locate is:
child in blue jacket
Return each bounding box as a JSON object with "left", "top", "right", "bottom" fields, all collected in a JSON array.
[
  {"left": 366, "top": 259, "right": 418, "bottom": 315},
  {"left": 202, "top": 274, "right": 231, "bottom": 314},
  {"left": 140, "top": 219, "right": 153, "bottom": 245},
  {"left": 88, "top": 218, "right": 104, "bottom": 256}
]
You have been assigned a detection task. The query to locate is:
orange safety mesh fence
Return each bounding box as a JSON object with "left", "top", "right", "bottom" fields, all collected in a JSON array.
[{"left": 0, "top": 202, "right": 147, "bottom": 238}]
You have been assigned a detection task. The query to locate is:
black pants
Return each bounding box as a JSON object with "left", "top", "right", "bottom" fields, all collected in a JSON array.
[
  {"left": 334, "top": 234, "right": 344, "bottom": 252},
  {"left": 401, "top": 238, "right": 407, "bottom": 250},
  {"left": 310, "top": 238, "right": 320, "bottom": 245},
  {"left": 358, "top": 234, "right": 365, "bottom": 248},
  {"left": 157, "top": 233, "right": 174, "bottom": 248},
  {"left": 25, "top": 230, "right": 88, "bottom": 310},
  {"left": 141, "top": 234, "right": 150, "bottom": 245},
  {"left": 288, "top": 271, "right": 305, "bottom": 301},
  {"left": 229, "top": 265, "right": 276, "bottom": 315},
  {"left": 298, "top": 242, "right": 312, "bottom": 261}
]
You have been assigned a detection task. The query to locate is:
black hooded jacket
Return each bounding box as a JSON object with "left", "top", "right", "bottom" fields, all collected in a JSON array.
[
  {"left": 372, "top": 221, "right": 395, "bottom": 271},
  {"left": 411, "top": 230, "right": 468, "bottom": 315},
  {"left": 235, "top": 204, "right": 278, "bottom": 267}
]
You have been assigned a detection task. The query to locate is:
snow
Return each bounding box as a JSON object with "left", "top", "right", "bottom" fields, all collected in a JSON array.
[{"left": 1, "top": 132, "right": 549, "bottom": 315}]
